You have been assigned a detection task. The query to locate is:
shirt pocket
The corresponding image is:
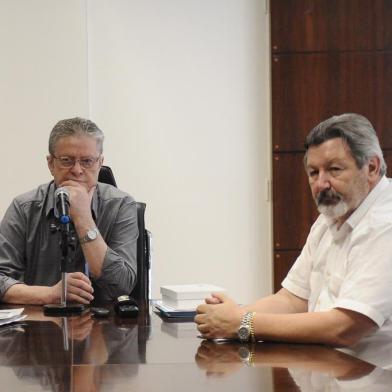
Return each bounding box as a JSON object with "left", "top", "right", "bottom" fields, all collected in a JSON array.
[{"left": 327, "top": 272, "right": 344, "bottom": 299}]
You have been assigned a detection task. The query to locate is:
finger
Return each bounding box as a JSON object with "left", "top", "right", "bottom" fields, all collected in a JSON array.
[
  {"left": 67, "top": 288, "right": 94, "bottom": 303},
  {"left": 196, "top": 304, "right": 208, "bottom": 314},
  {"left": 211, "top": 292, "right": 230, "bottom": 303},
  {"left": 205, "top": 297, "right": 221, "bottom": 304},
  {"left": 67, "top": 287, "right": 94, "bottom": 302},
  {"left": 67, "top": 285, "right": 94, "bottom": 300},
  {"left": 67, "top": 277, "right": 93, "bottom": 293},
  {"left": 67, "top": 279, "right": 94, "bottom": 302},
  {"left": 197, "top": 324, "right": 210, "bottom": 334},
  {"left": 67, "top": 292, "right": 92, "bottom": 305},
  {"left": 194, "top": 314, "right": 206, "bottom": 324},
  {"left": 68, "top": 272, "right": 94, "bottom": 292},
  {"left": 60, "top": 180, "right": 85, "bottom": 189}
]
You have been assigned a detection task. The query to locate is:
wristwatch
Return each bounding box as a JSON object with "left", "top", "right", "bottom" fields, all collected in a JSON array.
[
  {"left": 79, "top": 228, "right": 99, "bottom": 245},
  {"left": 237, "top": 312, "right": 256, "bottom": 342}
]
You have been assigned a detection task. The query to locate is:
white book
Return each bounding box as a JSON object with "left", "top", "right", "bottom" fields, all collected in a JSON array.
[{"left": 160, "top": 283, "right": 226, "bottom": 301}]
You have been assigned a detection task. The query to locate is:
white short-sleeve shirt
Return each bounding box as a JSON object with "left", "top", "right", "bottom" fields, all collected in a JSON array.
[{"left": 282, "top": 176, "right": 392, "bottom": 330}]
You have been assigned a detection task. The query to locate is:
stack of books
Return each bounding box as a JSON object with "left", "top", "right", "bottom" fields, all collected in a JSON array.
[{"left": 154, "top": 284, "right": 226, "bottom": 318}]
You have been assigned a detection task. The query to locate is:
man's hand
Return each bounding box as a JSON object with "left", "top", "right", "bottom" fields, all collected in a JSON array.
[
  {"left": 194, "top": 293, "right": 245, "bottom": 339},
  {"left": 60, "top": 180, "right": 107, "bottom": 279},
  {"left": 60, "top": 180, "right": 95, "bottom": 225},
  {"left": 50, "top": 272, "right": 94, "bottom": 305}
]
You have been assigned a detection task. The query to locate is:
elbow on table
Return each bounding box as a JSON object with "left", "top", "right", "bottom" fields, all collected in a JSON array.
[
  {"left": 328, "top": 318, "right": 378, "bottom": 347},
  {"left": 330, "top": 330, "right": 363, "bottom": 347},
  {"left": 320, "top": 308, "right": 378, "bottom": 347}
]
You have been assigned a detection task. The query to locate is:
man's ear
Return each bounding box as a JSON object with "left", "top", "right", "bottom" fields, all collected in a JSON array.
[
  {"left": 47, "top": 155, "right": 55, "bottom": 176},
  {"left": 367, "top": 156, "right": 381, "bottom": 181}
]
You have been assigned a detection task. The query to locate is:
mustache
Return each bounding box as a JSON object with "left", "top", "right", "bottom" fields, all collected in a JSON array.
[{"left": 316, "top": 189, "right": 343, "bottom": 206}]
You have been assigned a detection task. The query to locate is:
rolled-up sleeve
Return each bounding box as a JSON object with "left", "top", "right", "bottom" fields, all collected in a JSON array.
[
  {"left": 93, "top": 195, "right": 138, "bottom": 302},
  {"left": 0, "top": 200, "right": 27, "bottom": 299}
]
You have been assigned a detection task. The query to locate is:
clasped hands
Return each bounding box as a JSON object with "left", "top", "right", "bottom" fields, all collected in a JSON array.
[{"left": 194, "top": 292, "right": 246, "bottom": 340}]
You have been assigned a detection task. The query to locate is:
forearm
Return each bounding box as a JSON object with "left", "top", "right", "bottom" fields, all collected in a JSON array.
[
  {"left": 94, "top": 249, "right": 137, "bottom": 301},
  {"left": 243, "top": 288, "right": 308, "bottom": 314},
  {"left": 253, "top": 309, "right": 376, "bottom": 347},
  {"left": 80, "top": 237, "right": 107, "bottom": 278},
  {"left": 2, "top": 283, "right": 54, "bottom": 305},
  {"left": 72, "top": 213, "right": 107, "bottom": 278}
]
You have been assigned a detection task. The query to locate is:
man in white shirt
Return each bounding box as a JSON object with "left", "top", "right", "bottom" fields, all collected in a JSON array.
[{"left": 195, "top": 113, "right": 392, "bottom": 347}]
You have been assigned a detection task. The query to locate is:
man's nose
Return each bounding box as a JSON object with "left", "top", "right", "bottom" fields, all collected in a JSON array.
[
  {"left": 314, "top": 171, "right": 331, "bottom": 192},
  {"left": 70, "top": 160, "right": 84, "bottom": 174}
]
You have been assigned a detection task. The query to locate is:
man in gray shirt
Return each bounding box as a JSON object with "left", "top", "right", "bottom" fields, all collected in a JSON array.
[{"left": 0, "top": 117, "right": 138, "bottom": 304}]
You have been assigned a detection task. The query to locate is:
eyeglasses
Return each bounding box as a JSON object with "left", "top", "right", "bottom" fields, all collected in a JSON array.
[{"left": 52, "top": 155, "right": 101, "bottom": 169}]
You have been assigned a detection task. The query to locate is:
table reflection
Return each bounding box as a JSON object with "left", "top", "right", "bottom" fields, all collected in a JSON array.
[
  {"left": 0, "top": 308, "right": 147, "bottom": 392},
  {"left": 196, "top": 339, "right": 392, "bottom": 390},
  {"left": 2, "top": 305, "right": 392, "bottom": 391}
]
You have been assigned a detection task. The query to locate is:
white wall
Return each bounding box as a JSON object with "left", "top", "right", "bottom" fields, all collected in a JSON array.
[
  {"left": 0, "top": 0, "right": 88, "bottom": 207},
  {"left": 0, "top": 0, "right": 271, "bottom": 303}
]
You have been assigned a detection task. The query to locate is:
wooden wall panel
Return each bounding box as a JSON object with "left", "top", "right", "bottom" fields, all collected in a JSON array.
[
  {"left": 383, "top": 150, "right": 392, "bottom": 174},
  {"left": 274, "top": 250, "right": 301, "bottom": 292},
  {"left": 271, "top": 1, "right": 392, "bottom": 293},
  {"left": 271, "top": 0, "right": 392, "bottom": 53},
  {"left": 273, "top": 152, "right": 318, "bottom": 250},
  {"left": 272, "top": 52, "right": 392, "bottom": 152}
]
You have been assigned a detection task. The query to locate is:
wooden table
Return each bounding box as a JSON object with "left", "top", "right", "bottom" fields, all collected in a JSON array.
[{"left": 0, "top": 304, "right": 390, "bottom": 391}]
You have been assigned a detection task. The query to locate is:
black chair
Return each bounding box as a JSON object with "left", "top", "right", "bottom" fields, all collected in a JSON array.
[{"left": 98, "top": 165, "right": 151, "bottom": 304}]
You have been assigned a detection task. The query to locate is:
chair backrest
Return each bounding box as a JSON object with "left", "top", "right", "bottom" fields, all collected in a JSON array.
[
  {"left": 98, "top": 165, "right": 151, "bottom": 303},
  {"left": 98, "top": 165, "right": 117, "bottom": 187}
]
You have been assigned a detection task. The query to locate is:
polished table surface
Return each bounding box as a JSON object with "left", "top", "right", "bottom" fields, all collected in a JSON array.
[{"left": 1, "top": 304, "right": 392, "bottom": 391}]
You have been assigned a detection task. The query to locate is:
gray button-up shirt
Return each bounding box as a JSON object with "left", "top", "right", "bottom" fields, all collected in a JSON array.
[{"left": 0, "top": 181, "right": 138, "bottom": 303}]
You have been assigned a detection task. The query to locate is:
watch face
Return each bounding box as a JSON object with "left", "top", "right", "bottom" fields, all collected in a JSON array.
[
  {"left": 87, "top": 229, "right": 98, "bottom": 240},
  {"left": 238, "top": 325, "right": 250, "bottom": 342}
]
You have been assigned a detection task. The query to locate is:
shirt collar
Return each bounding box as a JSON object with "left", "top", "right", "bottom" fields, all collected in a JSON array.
[
  {"left": 345, "top": 175, "right": 389, "bottom": 229},
  {"left": 326, "top": 176, "right": 389, "bottom": 240},
  {"left": 45, "top": 181, "right": 99, "bottom": 220},
  {"left": 45, "top": 181, "right": 56, "bottom": 217}
]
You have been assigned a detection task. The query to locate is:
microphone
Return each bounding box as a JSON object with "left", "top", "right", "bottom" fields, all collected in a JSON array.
[{"left": 54, "top": 187, "right": 71, "bottom": 224}]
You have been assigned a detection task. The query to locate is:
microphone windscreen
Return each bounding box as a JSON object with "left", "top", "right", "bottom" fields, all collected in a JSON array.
[
  {"left": 54, "top": 187, "right": 70, "bottom": 199},
  {"left": 54, "top": 187, "right": 70, "bottom": 219}
]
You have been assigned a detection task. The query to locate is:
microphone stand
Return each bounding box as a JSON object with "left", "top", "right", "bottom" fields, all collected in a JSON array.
[{"left": 43, "top": 218, "right": 85, "bottom": 316}]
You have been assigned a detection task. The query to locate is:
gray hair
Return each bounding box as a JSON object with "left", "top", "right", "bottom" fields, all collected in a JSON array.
[
  {"left": 304, "top": 113, "right": 386, "bottom": 176},
  {"left": 49, "top": 117, "right": 104, "bottom": 155}
]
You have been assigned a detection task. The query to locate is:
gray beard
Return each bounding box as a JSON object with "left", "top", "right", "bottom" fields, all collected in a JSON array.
[{"left": 317, "top": 200, "right": 349, "bottom": 220}]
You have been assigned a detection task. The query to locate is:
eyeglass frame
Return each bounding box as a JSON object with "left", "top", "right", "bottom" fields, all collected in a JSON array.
[{"left": 51, "top": 155, "right": 102, "bottom": 169}]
